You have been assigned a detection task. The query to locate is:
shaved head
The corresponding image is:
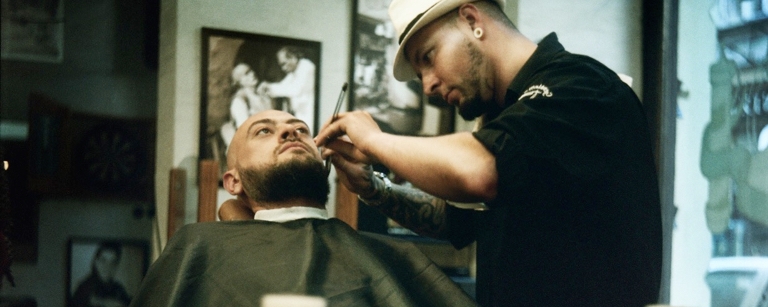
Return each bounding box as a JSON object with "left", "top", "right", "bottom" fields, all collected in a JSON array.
[{"left": 226, "top": 110, "right": 319, "bottom": 169}]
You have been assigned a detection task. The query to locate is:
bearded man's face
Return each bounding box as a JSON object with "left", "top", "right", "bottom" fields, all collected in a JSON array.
[{"left": 226, "top": 110, "right": 328, "bottom": 207}]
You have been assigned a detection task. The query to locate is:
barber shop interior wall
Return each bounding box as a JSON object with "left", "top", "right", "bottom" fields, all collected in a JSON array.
[
  {"left": 672, "top": 0, "right": 717, "bottom": 305},
  {"left": 0, "top": 0, "right": 158, "bottom": 306},
  {"left": 154, "top": 0, "right": 351, "bottom": 251},
  {"left": 0, "top": 0, "right": 693, "bottom": 305},
  {"left": 517, "top": 0, "right": 643, "bottom": 97},
  {"left": 0, "top": 201, "right": 152, "bottom": 307}
]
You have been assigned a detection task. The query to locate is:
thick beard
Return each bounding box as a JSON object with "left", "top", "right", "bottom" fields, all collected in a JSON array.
[
  {"left": 458, "top": 39, "right": 489, "bottom": 121},
  {"left": 239, "top": 157, "right": 329, "bottom": 207}
]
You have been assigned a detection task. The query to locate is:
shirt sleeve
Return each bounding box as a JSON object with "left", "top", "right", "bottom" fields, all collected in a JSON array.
[
  {"left": 269, "top": 59, "right": 315, "bottom": 98},
  {"left": 445, "top": 204, "right": 480, "bottom": 249}
]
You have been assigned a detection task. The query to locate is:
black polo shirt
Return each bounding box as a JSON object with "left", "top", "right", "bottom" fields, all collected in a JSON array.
[{"left": 448, "top": 33, "right": 662, "bottom": 306}]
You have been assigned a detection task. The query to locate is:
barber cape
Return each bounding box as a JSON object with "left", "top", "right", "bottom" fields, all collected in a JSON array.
[{"left": 130, "top": 218, "right": 476, "bottom": 307}]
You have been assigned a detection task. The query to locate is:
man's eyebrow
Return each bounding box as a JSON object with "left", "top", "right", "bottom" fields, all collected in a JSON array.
[
  {"left": 246, "top": 118, "right": 275, "bottom": 135},
  {"left": 245, "top": 118, "right": 309, "bottom": 134},
  {"left": 286, "top": 118, "right": 309, "bottom": 127}
]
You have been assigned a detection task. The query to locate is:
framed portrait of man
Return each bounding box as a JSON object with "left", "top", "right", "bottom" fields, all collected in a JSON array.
[
  {"left": 200, "top": 28, "right": 321, "bottom": 178},
  {"left": 66, "top": 238, "right": 149, "bottom": 307}
]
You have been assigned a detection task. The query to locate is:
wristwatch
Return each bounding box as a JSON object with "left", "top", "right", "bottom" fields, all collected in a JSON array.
[{"left": 358, "top": 171, "right": 392, "bottom": 207}]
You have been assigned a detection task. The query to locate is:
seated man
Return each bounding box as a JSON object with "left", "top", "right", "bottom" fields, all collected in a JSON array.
[{"left": 130, "top": 110, "right": 476, "bottom": 307}]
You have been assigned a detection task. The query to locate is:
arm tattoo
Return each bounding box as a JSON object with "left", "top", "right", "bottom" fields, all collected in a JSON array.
[{"left": 374, "top": 182, "right": 449, "bottom": 240}]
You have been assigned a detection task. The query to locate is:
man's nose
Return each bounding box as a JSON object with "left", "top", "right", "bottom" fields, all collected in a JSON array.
[
  {"left": 421, "top": 71, "right": 440, "bottom": 96},
  {"left": 279, "top": 126, "right": 299, "bottom": 140}
]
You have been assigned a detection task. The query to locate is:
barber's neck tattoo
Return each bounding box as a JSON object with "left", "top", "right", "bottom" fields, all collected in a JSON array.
[{"left": 373, "top": 179, "right": 448, "bottom": 239}]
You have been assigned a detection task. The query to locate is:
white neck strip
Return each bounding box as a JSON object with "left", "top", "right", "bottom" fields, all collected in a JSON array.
[{"left": 253, "top": 207, "right": 328, "bottom": 223}]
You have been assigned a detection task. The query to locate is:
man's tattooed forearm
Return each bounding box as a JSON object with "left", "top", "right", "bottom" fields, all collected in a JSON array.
[{"left": 376, "top": 184, "right": 448, "bottom": 239}]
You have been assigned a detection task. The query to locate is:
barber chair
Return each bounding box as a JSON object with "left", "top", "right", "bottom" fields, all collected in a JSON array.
[{"left": 165, "top": 160, "right": 217, "bottom": 240}]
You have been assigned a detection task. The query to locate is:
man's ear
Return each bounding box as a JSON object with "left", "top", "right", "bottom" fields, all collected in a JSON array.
[
  {"left": 458, "top": 3, "right": 480, "bottom": 28},
  {"left": 222, "top": 170, "right": 243, "bottom": 195}
]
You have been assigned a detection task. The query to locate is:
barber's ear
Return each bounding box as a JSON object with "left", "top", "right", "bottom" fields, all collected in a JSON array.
[
  {"left": 222, "top": 170, "right": 243, "bottom": 195},
  {"left": 458, "top": 3, "right": 479, "bottom": 27}
]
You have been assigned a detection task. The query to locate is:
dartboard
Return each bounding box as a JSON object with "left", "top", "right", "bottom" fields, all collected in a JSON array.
[{"left": 74, "top": 124, "right": 146, "bottom": 192}]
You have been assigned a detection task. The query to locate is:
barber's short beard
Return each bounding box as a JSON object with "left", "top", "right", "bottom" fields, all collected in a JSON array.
[
  {"left": 458, "top": 39, "right": 489, "bottom": 121},
  {"left": 239, "top": 157, "right": 329, "bottom": 207}
]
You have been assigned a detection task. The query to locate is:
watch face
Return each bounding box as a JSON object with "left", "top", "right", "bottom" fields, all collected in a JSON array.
[{"left": 74, "top": 123, "right": 148, "bottom": 195}]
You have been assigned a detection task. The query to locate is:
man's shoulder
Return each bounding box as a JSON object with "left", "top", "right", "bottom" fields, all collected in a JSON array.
[
  {"left": 173, "top": 219, "right": 346, "bottom": 236},
  {"left": 166, "top": 219, "right": 341, "bottom": 250},
  {"left": 167, "top": 221, "right": 248, "bottom": 244},
  {"left": 176, "top": 220, "right": 253, "bottom": 231}
]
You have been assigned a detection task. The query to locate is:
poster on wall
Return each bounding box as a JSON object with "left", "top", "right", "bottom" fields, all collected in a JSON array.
[
  {"left": 66, "top": 238, "right": 149, "bottom": 306},
  {"left": 200, "top": 27, "right": 321, "bottom": 178},
  {"left": 0, "top": 0, "right": 65, "bottom": 63},
  {"left": 347, "top": 0, "right": 459, "bottom": 237},
  {"left": 349, "top": 0, "right": 455, "bottom": 136}
]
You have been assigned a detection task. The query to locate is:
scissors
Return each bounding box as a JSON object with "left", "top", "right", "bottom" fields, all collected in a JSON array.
[{"left": 324, "top": 82, "right": 348, "bottom": 176}]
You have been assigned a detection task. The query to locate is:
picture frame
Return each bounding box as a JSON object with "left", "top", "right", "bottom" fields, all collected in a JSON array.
[
  {"left": 66, "top": 238, "right": 149, "bottom": 306},
  {"left": 348, "top": 0, "right": 457, "bottom": 239},
  {"left": 0, "top": 0, "right": 65, "bottom": 63},
  {"left": 200, "top": 27, "right": 321, "bottom": 177},
  {"left": 349, "top": 0, "right": 455, "bottom": 136}
]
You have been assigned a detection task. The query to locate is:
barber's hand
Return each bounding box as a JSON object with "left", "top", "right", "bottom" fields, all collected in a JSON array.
[
  {"left": 218, "top": 196, "right": 253, "bottom": 221},
  {"left": 326, "top": 149, "right": 377, "bottom": 198},
  {"left": 315, "top": 111, "right": 382, "bottom": 165}
]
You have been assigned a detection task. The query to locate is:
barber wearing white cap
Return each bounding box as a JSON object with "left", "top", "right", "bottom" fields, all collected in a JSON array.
[{"left": 316, "top": 0, "right": 662, "bottom": 306}]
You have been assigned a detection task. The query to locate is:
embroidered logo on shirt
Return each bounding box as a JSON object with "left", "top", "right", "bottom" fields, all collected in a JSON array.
[{"left": 518, "top": 85, "right": 553, "bottom": 101}]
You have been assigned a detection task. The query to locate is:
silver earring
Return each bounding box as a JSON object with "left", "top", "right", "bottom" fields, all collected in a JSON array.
[{"left": 474, "top": 27, "right": 483, "bottom": 38}]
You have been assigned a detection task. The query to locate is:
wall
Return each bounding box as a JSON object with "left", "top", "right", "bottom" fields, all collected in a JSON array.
[
  {"left": 517, "top": 0, "right": 643, "bottom": 97},
  {"left": 0, "top": 0, "right": 157, "bottom": 120},
  {"left": 154, "top": 0, "right": 352, "bottom": 251},
  {"left": 0, "top": 201, "right": 152, "bottom": 307},
  {"left": 674, "top": 0, "right": 717, "bottom": 304},
  {"left": 0, "top": 1, "right": 158, "bottom": 306}
]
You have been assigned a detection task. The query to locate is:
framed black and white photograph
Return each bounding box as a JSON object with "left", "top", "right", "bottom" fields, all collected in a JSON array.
[
  {"left": 350, "top": 0, "right": 458, "bottom": 238},
  {"left": 349, "top": 0, "right": 455, "bottom": 137},
  {"left": 200, "top": 27, "right": 321, "bottom": 177},
  {"left": 0, "top": 0, "right": 65, "bottom": 63},
  {"left": 66, "top": 238, "right": 149, "bottom": 307}
]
